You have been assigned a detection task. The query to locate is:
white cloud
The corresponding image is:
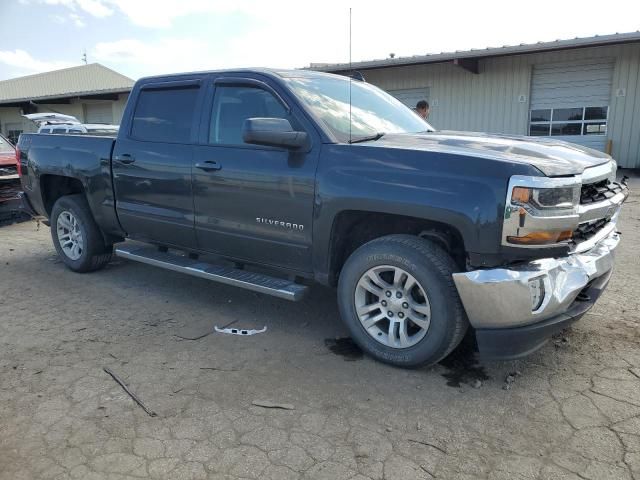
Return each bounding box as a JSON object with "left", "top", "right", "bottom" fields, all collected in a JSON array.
[
  {"left": 75, "top": 0, "right": 112, "bottom": 17},
  {"left": 37, "top": 0, "right": 113, "bottom": 17},
  {"left": 92, "top": 38, "right": 215, "bottom": 76},
  {"left": 109, "top": 0, "right": 240, "bottom": 28},
  {"left": 49, "top": 12, "right": 86, "bottom": 27},
  {"left": 0, "top": 49, "right": 75, "bottom": 75},
  {"left": 69, "top": 13, "right": 86, "bottom": 27}
]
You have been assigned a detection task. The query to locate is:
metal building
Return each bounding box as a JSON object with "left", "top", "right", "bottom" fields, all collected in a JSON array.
[
  {"left": 311, "top": 32, "right": 640, "bottom": 169},
  {"left": 0, "top": 63, "right": 133, "bottom": 144}
]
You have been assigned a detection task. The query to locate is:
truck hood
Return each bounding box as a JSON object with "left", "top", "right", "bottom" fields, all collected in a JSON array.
[{"left": 369, "top": 131, "right": 611, "bottom": 177}]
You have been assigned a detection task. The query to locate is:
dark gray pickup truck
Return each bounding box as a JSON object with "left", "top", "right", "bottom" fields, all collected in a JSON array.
[{"left": 17, "top": 68, "right": 628, "bottom": 367}]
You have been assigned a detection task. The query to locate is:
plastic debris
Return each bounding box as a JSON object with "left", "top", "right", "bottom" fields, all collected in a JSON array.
[{"left": 214, "top": 326, "right": 267, "bottom": 336}]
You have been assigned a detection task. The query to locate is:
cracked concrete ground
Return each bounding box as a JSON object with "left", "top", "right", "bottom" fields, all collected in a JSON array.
[{"left": 1, "top": 178, "right": 639, "bottom": 480}]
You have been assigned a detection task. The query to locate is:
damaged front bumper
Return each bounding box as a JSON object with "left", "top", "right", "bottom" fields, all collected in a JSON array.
[{"left": 452, "top": 229, "right": 620, "bottom": 359}]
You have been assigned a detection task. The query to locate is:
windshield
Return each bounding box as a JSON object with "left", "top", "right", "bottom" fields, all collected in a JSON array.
[
  {"left": 0, "top": 135, "right": 14, "bottom": 153},
  {"left": 285, "top": 75, "right": 433, "bottom": 142}
]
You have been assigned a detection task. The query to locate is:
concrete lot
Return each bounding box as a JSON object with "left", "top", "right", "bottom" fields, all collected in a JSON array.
[{"left": 1, "top": 179, "right": 639, "bottom": 480}]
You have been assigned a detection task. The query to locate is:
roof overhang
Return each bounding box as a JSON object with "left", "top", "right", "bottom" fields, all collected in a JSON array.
[
  {"left": 0, "top": 88, "right": 131, "bottom": 107},
  {"left": 310, "top": 31, "right": 640, "bottom": 73}
]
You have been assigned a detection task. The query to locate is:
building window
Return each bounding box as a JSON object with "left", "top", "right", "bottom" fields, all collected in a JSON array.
[{"left": 529, "top": 106, "right": 608, "bottom": 137}]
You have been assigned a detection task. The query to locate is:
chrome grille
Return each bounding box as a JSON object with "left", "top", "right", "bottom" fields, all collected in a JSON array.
[
  {"left": 580, "top": 179, "right": 625, "bottom": 204},
  {"left": 573, "top": 218, "right": 610, "bottom": 243}
]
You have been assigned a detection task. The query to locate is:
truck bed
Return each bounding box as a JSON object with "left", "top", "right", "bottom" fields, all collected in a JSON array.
[{"left": 18, "top": 133, "right": 122, "bottom": 236}]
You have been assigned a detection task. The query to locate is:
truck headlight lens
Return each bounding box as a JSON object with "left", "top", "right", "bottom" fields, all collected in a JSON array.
[
  {"left": 503, "top": 176, "right": 581, "bottom": 248},
  {"left": 511, "top": 186, "right": 579, "bottom": 211}
]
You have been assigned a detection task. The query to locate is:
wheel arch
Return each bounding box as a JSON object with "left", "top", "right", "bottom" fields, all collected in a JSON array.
[
  {"left": 40, "top": 174, "right": 86, "bottom": 217},
  {"left": 325, "top": 210, "right": 467, "bottom": 286}
]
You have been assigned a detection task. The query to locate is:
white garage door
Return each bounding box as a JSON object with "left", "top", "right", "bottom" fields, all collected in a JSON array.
[
  {"left": 85, "top": 103, "right": 114, "bottom": 124},
  {"left": 387, "top": 88, "right": 430, "bottom": 110},
  {"left": 529, "top": 59, "right": 614, "bottom": 151}
]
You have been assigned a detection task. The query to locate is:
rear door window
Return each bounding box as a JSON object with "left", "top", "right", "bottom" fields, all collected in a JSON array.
[{"left": 131, "top": 85, "right": 199, "bottom": 143}]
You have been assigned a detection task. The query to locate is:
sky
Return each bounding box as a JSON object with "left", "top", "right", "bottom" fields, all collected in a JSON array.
[{"left": 0, "top": 0, "right": 639, "bottom": 81}]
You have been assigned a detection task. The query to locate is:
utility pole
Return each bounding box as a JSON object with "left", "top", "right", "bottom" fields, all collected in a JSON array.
[{"left": 82, "top": 50, "right": 87, "bottom": 65}]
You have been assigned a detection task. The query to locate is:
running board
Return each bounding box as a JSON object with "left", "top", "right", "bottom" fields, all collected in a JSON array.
[{"left": 114, "top": 245, "right": 308, "bottom": 301}]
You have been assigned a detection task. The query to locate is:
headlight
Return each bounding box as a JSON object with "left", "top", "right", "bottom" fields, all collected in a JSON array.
[
  {"left": 503, "top": 176, "right": 581, "bottom": 248},
  {"left": 511, "top": 185, "right": 580, "bottom": 212}
]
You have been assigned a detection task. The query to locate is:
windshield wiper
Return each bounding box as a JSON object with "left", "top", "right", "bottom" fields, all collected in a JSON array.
[{"left": 349, "top": 132, "right": 385, "bottom": 144}]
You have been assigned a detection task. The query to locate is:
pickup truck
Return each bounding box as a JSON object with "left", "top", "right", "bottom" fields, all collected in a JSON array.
[
  {"left": 17, "top": 68, "right": 629, "bottom": 368},
  {"left": 0, "top": 133, "right": 17, "bottom": 179}
]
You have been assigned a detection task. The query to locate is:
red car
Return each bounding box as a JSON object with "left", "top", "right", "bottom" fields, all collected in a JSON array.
[{"left": 0, "top": 133, "right": 18, "bottom": 179}]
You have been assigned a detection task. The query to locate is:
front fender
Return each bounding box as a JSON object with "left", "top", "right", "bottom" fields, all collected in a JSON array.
[{"left": 312, "top": 144, "right": 542, "bottom": 279}]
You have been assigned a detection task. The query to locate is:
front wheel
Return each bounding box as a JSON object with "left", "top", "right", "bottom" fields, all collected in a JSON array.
[
  {"left": 337, "top": 235, "right": 468, "bottom": 368},
  {"left": 50, "top": 194, "right": 112, "bottom": 273}
]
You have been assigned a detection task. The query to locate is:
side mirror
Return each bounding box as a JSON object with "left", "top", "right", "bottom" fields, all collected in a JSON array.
[{"left": 242, "top": 118, "right": 308, "bottom": 150}]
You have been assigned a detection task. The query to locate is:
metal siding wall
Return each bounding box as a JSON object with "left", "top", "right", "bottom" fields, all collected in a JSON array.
[
  {"left": 365, "top": 57, "right": 530, "bottom": 135},
  {"left": 363, "top": 43, "right": 640, "bottom": 168},
  {"left": 612, "top": 45, "right": 640, "bottom": 168}
]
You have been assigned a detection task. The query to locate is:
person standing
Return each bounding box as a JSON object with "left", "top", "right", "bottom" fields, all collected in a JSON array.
[{"left": 414, "top": 100, "right": 430, "bottom": 120}]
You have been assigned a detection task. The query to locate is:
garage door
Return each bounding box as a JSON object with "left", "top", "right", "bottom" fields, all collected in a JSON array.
[
  {"left": 529, "top": 59, "right": 614, "bottom": 151},
  {"left": 387, "top": 88, "right": 430, "bottom": 110},
  {"left": 85, "top": 103, "right": 114, "bottom": 124}
]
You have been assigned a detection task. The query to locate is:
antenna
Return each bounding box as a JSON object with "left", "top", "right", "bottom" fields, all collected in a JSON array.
[
  {"left": 349, "top": 7, "right": 352, "bottom": 143},
  {"left": 82, "top": 50, "right": 87, "bottom": 65}
]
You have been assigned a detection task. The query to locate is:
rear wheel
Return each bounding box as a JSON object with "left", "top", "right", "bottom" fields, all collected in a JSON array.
[
  {"left": 51, "top": 194, "right": 112, "bottom": 273},
  {"left": 337, "top": 234, "right": 468, "bottom": 368}
]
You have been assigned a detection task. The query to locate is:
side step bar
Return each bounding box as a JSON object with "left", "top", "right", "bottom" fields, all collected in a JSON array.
[{"left": 115, "top": 245, "right": 308, "bottom": 301}]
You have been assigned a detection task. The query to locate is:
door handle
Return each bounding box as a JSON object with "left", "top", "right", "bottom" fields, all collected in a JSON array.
[
  {"left": 115, "top": 153, "right": 136, "bottom": 164},
  {"left": 195, "top": 161, "right": 222, "bottom": 172}
]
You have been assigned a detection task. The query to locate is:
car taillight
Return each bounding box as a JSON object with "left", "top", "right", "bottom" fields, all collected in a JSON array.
[{"left": 15, "top": 147, "right": 21, "bottom": 176}]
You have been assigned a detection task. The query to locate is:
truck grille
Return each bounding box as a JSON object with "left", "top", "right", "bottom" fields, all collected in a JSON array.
[
  {"left": 573, "top": 218, "right": 610, "bottom": 243},
  {"left": 580, "top": 179, "right": 625, "bottom": 204}
]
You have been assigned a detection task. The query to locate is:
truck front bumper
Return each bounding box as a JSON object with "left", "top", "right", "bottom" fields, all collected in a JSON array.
[{"left": 452, "top": 229, "right": 619, "bottom": 359}]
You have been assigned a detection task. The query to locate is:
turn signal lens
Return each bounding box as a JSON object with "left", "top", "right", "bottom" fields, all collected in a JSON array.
[
  {"left": 511, "top": 187, "right": 531, "bottom": 203},
  {"left": 507, "top": 230, "right": 573, "bottom": 245}
]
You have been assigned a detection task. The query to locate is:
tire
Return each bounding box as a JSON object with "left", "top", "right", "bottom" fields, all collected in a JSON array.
[
  {"left": 50, "top": 194, "right": 112, "bottom": 273},
  {"left": 337, "top": 234, "right": 468, "bottom": 368}
]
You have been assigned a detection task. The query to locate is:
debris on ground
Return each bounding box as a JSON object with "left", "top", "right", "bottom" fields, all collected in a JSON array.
[
  {"left": 503, "top": 371, "right": 522, "bottom": 390},
  {"left": 174, "top": 319, "right": 239, "bottom": 341},
  {"left": 406, "top": 437, "right": 447, "bottom": 454},
  {"left": 470, "top": 379, "right": 483, "bottom": 388},
  {"left": 214, "top": 326, "right": 267, "bottom": 336},
  {"left": 174, "top": 331, "right": 213, "bottom": 341},
  {"left": 251, "top": 400, "right": 295, "bottom": 410},
  {"left": 103, "top": 367, "right": 157, "bottom": 417},
  {"left": 554, "top": 335, "right": 570, "bottom": 348},
  {"left": 199, "top": 366, "right": 239, "bottom": 372}
]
